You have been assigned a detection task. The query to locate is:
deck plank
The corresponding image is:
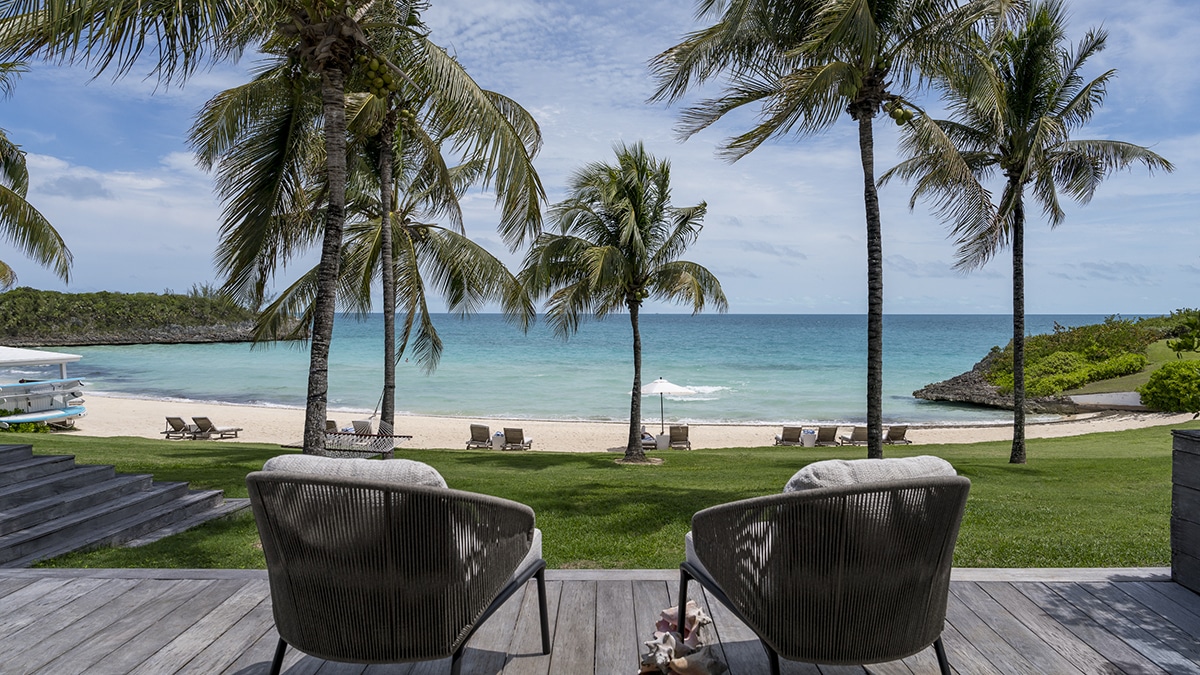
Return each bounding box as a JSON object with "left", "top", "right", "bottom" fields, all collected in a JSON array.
[
  {"left": 0, "top": 570, "right": 1198, "bottom": 675},
  {"left": 126, "top": 579, "right": 269, "bottom": 675},
  {"left": 4, "top": 579, "right": 180, "bottom": 674},
  {"left": 1013, "top": 582, "right": 1170, "bottom": 675},
  {"left": 974, "top": 581, "right": 1120, "bottom": 675},
  {"left": 546, "top": 580, "right": 596, "bottom": 674},
  {"left": 501, "top": 578, "right": 562, "bottom": 675},
  {"left": 34, "top": 578, "right": 223, "bottom": 675},
  {"left": 953, "top": 581, "right": 1085, "bottom": 674},
  {"left": 593, "top": 580, "right": 638, "bottom": 675}
]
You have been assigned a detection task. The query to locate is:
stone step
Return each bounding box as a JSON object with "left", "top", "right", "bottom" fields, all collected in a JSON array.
[
  {"left": 2, "top": 490, "right": 230, "bottom": 567},
  {"left": 0, "top": 444, "right": 33, "bottom": 466},
  {"left": 0, "top": 464, "right": 115, "bottom": 509},
  {"left": 123, "top": 498, "right": 251, "bottom": 547},
  {"left": 0, "top": 481, "right": 189, "bottom": 566},
  {"left": 0, "top": 455, "right": 76, "bottom": 488},
  {"left": 0, "top": 473, "right": 152, "bottom": 536}
]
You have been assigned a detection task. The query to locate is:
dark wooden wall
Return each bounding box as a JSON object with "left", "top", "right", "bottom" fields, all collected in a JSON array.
[{"left": 1173, "top": 429, "right": 1200, "bottom": 593}]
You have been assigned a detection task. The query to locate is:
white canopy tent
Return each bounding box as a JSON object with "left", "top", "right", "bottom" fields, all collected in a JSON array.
[{"left": 0, "top": 346, "right": 82, "bottom": 380}]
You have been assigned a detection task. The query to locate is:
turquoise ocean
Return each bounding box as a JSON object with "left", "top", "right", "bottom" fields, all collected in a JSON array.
[{"left": 4, "top": 314, "right": 1123, "bottom": 426}]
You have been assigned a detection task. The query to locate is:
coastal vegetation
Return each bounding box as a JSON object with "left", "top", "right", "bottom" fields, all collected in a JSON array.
[
  {"left": 20, "top": 418, "right": 1198, "bottom": 569},
  {"left": 519, "top": 142, "right": 726, "bottom": 462},
  {"left": 0, "top": 62, "right": 70, "bottom": 291},
  {"left": 649, "top": 0, "right": 1008, "bottom": 458},
  {"left": 0, "top": 286, "right": 258, "bottom": 345},
  {"left": 883, "top": 0, "right": 1173, "bottom": 464}
]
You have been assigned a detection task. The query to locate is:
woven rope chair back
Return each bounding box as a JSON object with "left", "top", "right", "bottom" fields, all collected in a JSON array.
[
  {"left": 691, "top": 476, "right": 970, "bottom": 665},
  {"left": 247, "top": 472, "right": 535, "bottom": 664}
]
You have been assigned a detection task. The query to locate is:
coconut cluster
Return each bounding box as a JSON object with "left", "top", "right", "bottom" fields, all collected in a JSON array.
[
  {"left": 353, "top": 54, "right": 400, "bottom": 99},
  {"left": 885, "top": 102, "right": 914, "bottom": 126}
]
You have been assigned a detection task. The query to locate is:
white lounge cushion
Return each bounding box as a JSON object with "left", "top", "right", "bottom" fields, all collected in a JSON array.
[
  {"left": 514, "top": 528, "right": 543, "bottom": 580},
  {"left": 263, "top": 454, "right": 447, "bottom": 488},
  {"left": 684, "top": 530, "right": 713, "bottom": 581},
  {"left": 784, "top": 455, "right": 955, "bottom": 493}
]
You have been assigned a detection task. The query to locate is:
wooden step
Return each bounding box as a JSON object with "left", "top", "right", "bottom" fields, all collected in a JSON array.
[
  {"left": 0, "top": 481, "right": 190, "bottom": 565},
  {"left": 124, "top": 498, "right": 251, "bottom": 547},
  {"left": 0, "top": 464, "right": 115, "bottom": 509},
  {"left": 0, "top": 444, "right": 33, "bottom": 465},
  {"left": 0, "top": 473, "right": 152, "bottom": 536},
  {"left": 0, "top": 455, "right": 76, "bottom": 488},
  {"left": 2, "top": 490, "right": 230, "bottom": 567}
]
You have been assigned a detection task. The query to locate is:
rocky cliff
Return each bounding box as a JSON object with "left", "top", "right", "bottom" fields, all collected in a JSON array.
[{"left": 913, "top": 352, "right": 1082, "bottom": 414}]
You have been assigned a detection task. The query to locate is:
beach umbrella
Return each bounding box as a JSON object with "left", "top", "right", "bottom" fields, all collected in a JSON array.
[{"left": 641, "top": 377, "right": 695, "bottom": 434}]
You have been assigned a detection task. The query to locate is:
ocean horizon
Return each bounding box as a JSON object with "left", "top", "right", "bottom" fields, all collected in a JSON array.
[{"left": 2, "top": 313, "right": 1134, "bottom": 426}]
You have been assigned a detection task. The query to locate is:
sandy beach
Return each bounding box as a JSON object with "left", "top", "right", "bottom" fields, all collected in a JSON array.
[{"left": 60, "top": 394, "right": 1196, "bottom": 452}]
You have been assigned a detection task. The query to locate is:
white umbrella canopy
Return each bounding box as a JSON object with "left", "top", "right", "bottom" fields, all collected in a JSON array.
[{"left": 641, "top": 377, "right": 695, "bottom": 434}]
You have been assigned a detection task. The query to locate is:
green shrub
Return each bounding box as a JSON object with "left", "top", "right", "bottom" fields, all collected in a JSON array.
[
  {"left": 1139, "top": 361, "right": 1200, "bottom": 413},
  {"left": 1090, "top": 353, "right": 1149, "bottom": 381},
  {"left": 1027, "top": 351, "right": 1088, "bottom": 378},
  {"left": 0, "top": 408, "right": 50, "bottom": 433}
]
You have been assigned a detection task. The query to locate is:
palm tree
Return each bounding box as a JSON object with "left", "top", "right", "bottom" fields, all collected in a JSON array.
[
  {"left": 881, "top": 0, "right": 1172, "bottom": 463},
  {"left": 0, "top": 61, "right": 71, "bottom": 289},
  {"left": 190, "top": 8, "right": 543, "bottom": 450},
  {"left": 520, "top": 142, "right": 727, "bottom": 462},
  {"left": 649, "top": 0, "right": 1007, "bottom": 458}
]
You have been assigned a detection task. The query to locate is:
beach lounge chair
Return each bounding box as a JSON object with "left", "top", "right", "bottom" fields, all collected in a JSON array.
[
  {"left": 884, "top": 425, "right": 913, "bottom": 444},
  {"left": 326, "top": 419, "right": 338, "bottom": 432},
  {"left": 680, "top": 456, "right": 970, "bottom": 675},
  {"left": 814, "top": 426, "right": 839, "bottom": 446},
  {"left": 641, "top": 426, "right": 658, "bottom": 451},
  {"left": 247, "top": 455, "right": 550, "bottom": 675},
  {"left": 774, "top": 426, "right": 803, "bottom": 446},
  {"left": 467, "top": 424, "right": 492, "bottom": 449},
  {"left": 162, "top": 416, "right": 199, "bottom": 440},
  {"left": 839, "top": 426, "right": 868, "bottom": 445},
  {"left": 669, "top": 425, "right": 691, "bottom": 450},
  {"left": 501, "top": 427, "right": 533, "bottom": 451},
  {"left": 191, "top": 416, "right": 242, "bottom": 439}
]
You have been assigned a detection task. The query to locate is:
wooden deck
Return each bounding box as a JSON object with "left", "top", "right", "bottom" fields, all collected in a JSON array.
[{"left": 0, "top": 567, "right": 1197, "bottom": 674}]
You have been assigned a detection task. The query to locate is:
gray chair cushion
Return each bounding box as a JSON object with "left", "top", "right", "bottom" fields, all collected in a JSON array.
[
  {"left": 784, "top": 455, "right": 955, "bottom": 493},
  {"left": 263, "top": 454, "right": 447, "bottom": 488}
]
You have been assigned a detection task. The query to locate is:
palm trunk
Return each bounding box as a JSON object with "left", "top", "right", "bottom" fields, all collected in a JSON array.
[
  {"left": 627, "top": 300, "right": 646, "bottom": 461},
  {"left": 379, "top": 109, "right": 397, "bottom": 437},
  {"left": 1010, "top": 193, "right": 1027, "bottom": 464},
  {"left": 858, "top": 115, "right": 885, "bottom": 459},
  {"left": 302, "top": 67, "right": 349, "bottom": 454}
]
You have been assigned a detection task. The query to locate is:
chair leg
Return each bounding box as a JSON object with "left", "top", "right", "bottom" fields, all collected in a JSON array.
[
  {"left": 269, "top": 638, "right": 287, "bottom": 675},
  {"left": 933, "top": 636, "right": 951, "bottom": 675},
  {"left": 536, "top": 567, "right": 551, "bottom": 655},
  {"left": 451, "top": 649, "right": 463, "bottom": 675},
  {"left": 677, "top": 567, "right": 691, "bottom": 639},
  {"left": 763, "top": 641, "right": 780, "bottom": 675}
]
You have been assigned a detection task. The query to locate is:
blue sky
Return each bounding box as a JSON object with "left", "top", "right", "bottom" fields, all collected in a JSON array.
[{"left": 3, "top": 0, "right": 1196, "bottom": 314}]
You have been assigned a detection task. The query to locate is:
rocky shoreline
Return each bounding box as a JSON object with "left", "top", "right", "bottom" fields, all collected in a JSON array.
[
  {"left": 912, "top": 352, "right": 1083, "bottom": 414},
  {"left": 2, "top": 321, "right": 262, "bottom": 347}
]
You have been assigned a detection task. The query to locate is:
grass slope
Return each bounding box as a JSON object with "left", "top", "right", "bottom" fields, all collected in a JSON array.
[
  {"left": 11, "top": 419, "right": 1198, "bottom": 570},
  {"left": 1069, "top": 340, "right": 1200, "bottom": 395}
]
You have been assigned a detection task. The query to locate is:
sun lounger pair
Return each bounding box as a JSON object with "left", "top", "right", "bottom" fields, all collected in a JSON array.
[
  {"left": 775, "top": 426, "right": 839, "bottom": 447},
  {"left": 162, "top": 416, "right": 242, "bottom": 440},
  {"left": 839, "top": 425, "right": 913, "bottom": 445},
  {"left": 464, "top": 425, "right": 532, "bottom": 450}
]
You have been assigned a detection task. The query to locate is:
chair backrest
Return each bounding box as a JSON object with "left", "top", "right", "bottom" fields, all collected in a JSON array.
[
  {"left": 781, "top": 427, "right": 802, "bottom": 443},
  {"left": 192, "top": 417, "right": 214, "bottom": 432},
  {"left": 886, "top": 425, "right": 908, "bottom": 441},
  {"left": 326, "top": 419, "right": 338, "bottom": 432},
  {"left": 352, "top": 420, "right": 373, "bottom": 435},
  {"left": 246, "top": 471, "right": 535, "bottom": 662},
  {"left": 851, "top": 426, "right": 867, "bottom": 441},
  {"left": 504, "top": 428, "right": 525, "bottom": 444},
  {"left": 166, "top": 416, "right": 187, "bottom": 431},
  {"left": 670, "top": 425, "right": 689, "bottom": 442},
  {"left": 815, "top": 426, "right": 837, "bottom": 442},
  {"left": 471, "top": 424, "right": 491, "bottom": 442},
  {"left": 690, "top": 477, "right": 970, "bottom": 665}
]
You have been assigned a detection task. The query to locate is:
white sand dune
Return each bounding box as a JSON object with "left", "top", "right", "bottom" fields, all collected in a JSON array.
[{"left": 64, "top": 394, "right": 1196, "bottom": 453}]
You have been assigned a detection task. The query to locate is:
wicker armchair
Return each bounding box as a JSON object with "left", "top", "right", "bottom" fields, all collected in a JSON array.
[
  {"left": 680, "top": 476, "right": 971, "bottom": 675},
  {"left": 247, "top": 471, "right": 550, "bottom": 675}
]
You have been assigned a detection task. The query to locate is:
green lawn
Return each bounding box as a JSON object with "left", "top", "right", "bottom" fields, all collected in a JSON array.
[
  {"left": 1068, "top": 339, "right": 1200, "bottom": 395},
  {"left": 9, "top": 418, "right": 1199, "bottom": 570}
]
